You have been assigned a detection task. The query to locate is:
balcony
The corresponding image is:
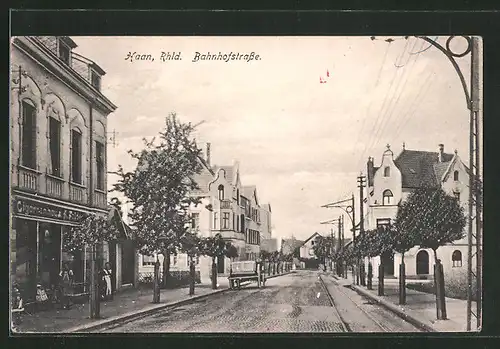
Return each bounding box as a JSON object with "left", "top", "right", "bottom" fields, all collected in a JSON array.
[
  {"left": 17, "top": 165, "right": 41, "bottom": 192},
  {"left": 93, "top": 189, "right": 107, "bottom": 209},
  {"left": 220, "top": 200, "right": 231, "bottom": 209},
  {"left": 70, "top": 182, "right": 87, "bottom": 204},
  {"left": 46, "top": 174, "right": 64, "bottom": 199}
]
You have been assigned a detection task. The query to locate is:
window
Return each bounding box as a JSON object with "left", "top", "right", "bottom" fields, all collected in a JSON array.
[
  {"left": 58, "top": 40, "right": 70, "bottom": 65},
  {"left": 382, "top": 189, "right": 394, "bottom": 205},
  {"left": 240, "top": 214, "right": 244, "bottom": 232},
  {"left": 95, "top": 141, "right": 105, "bottom": 190},
  {"left": 91, "top": 71, "right": 101, "bottom": 91},
  {"left": 21, "top": 101, "right": 37, "bottom": 169},
  {"left": 376, "top": 218, "right": 392, "bottom": 228},
  {"left": 236, "top": 189, "right": 240, "bottom": 204},
  {"left": 213, "top": 212, "right": 218, "bottom": 229},
  {"left": 173, "top": 254, "right": 178, "bottom": 265},
  {"left": 232, "top": 213, "right": 235, "bottom": 230},
  {"left": 191, "top": 213, "right": 200, "bottom": 230},
  {"left": 223, "top": 212, "right": 230, "bottom": 229},
  {"left": 49, "top": 117, "right": 61, "bottom": 177},
  {"left": 384, "top": 166, "right": 390, "bottom": 177},
  {"left": 218, "top": 184, "right": 225, "bottom": 200},
  {"left": 71, "top": 129, "right": 82, "bottom": 184},
  {"left": 452, "top": 250, "right": 462, "bottom": 267},
  {"left": 454, "top": 170, "right": 459, "bottom": 181},
  {"left": 142, "top": 254, "right": 156, "bottom": 266},
  {"left": 311, "top": 240, "right": 315, "bottom": 246}
]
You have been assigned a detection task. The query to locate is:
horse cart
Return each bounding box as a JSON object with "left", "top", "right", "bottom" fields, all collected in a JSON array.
[{"left": 228, "top": 261, "right": 266, "bottom": 289}]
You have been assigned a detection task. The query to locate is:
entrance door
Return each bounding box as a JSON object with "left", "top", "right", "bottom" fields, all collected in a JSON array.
[
  {"left": 217, "top": 255, "right": 225, "bottom": 274},
  {"left": 416, "top": 250, "right": 430, "bottom": 275},
  {"left": 15, "top": 219, "right": 38, "bottom": 301},
  {"left": 38, "top": 223, "right": 61, "bottom": 289},
  {"left": 381, "top": 251, "right": 394, "bottom": 276},
  {"left": 121, "top": 240, "right": 135, "bottom": 285}
]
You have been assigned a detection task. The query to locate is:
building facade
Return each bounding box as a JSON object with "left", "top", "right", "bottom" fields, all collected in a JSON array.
[
  {"left": 365, "top": 143, "right": 477, "bottom": 279},
  {"left": 10, "top": 36, "right": 118, "bottom": 301},
  {"left": 299, "top": 232, "right": 322, "bottom": 259}
]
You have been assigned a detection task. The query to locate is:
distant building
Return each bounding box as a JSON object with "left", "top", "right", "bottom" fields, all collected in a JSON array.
[
  {"left": 299, "top": 232, "right": 323, "bottom": 259},
  {"left": 365, "top": 143, "right": 478, "bottom": 279}
]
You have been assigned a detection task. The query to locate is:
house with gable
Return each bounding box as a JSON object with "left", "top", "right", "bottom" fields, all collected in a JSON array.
[
  {"left": 299, "top": 232, "right": 323, "bottom": 260},
  {"left": 365, "top": 143, "right": 477, "bottom": 279}
]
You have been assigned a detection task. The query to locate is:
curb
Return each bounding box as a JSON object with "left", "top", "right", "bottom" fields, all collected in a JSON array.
[
  {"left": 348, "top": 284, "right": 437, "bottom": 333},
  {"left": 66, "top": 283, "right": 251, "bottom": 333}
]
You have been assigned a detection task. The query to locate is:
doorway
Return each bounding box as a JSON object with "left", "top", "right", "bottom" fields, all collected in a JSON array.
[
  {"left": 416, "top": 250, "right": 430, "bottom": 275},
  {"left": 381, "top": 251, "right": 394, "bottom": 276},
  {"left": 14, "top": 219, "right": 38, "bottom": 301},
  {"left": 38, "top": 223, "right": 62, "bottom": 290},
  {"left": 109, "top": 241, "right": 117, "bottom": 293},
  {"left": 121, "top": 240, "right": 135, "bottom": 285},
  {"left": 217, "top": 255, "right": 225, "bottom": 274}
]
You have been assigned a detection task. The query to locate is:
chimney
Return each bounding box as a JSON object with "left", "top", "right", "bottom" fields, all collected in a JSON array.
[
  {"left": 206, "top": 142, "right": 211, "bottom": 166},
  {"left": 367, "top": 157, "right": 374, "bottom": 187},
  {"left": 438, "top": 144, "right": 444, "bottom": 162}
]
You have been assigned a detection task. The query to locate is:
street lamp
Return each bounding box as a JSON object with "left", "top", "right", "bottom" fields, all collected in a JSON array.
[{"left": 375, "top": 35, "right": 481, "bottom": 331}]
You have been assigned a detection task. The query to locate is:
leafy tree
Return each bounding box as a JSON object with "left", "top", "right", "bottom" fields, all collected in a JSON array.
[
  {"left": 401, "top": 187, "right": 467, "bottom": 263},
  {"left": 111, "top": 113, "right": 204, "bottom": 288},
  {"left": 226, "top": 245, "right": 239, "bottom": 260},
  {"left": 63, "top": 214, "right": 120, "bottom": 255},
  {"left": 199, "top": 233, "right": 237, "bottom": 288}
]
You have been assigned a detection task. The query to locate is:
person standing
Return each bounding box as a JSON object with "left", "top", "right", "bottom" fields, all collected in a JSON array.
[
  {"left": 101, "top": 262, "right": 112, "bottom": 301},
  {"left": 104, "top": 262, "right": 114, "bottom": 300},
  {"left": 59, "top": 262, "right": 74, "bottom": 309}
]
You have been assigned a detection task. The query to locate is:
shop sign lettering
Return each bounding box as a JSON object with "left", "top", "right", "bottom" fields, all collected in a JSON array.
[{"left": 14, "top": 198, "right": 86, "bottom": 222}]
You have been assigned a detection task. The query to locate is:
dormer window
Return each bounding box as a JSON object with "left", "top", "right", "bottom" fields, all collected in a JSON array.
[
  {"left": 91, "top": 70, "right": 101, "bottom": 91},
  {"left": 382, "top": 190, "right": 394, "bottom": 205},
  {"left": 58, "top": 39, "right": 71, "bottom": 65},
  {"left": 384, "top": 166, "right": 390, "bottom": 177},
  {"left": 453, "top": 170, "right": 459, "bottom": 181}
]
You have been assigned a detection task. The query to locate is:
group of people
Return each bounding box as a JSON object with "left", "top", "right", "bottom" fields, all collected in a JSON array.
[{"left": 57, "top": 261, "right": 114, "bottom": 309}]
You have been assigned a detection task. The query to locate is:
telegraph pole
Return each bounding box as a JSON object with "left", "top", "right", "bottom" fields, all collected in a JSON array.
[
  {"left": 341, "top": 215, "right": 346, "bottom": 278},
  {"left": 357, "top": 174, "right": 367, "bottom": 286}
]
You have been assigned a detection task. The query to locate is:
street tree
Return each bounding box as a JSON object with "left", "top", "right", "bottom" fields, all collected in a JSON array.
[
  {"left": 63, "top": 213, "right": 120, "bottom": 318},
  {"left": 200, "top": 233, "right": 231, "bottom": 289},
  {"left": 111, "top": 113, "right": 204, "bottom": 291},
  {"left": 397, "top": 187, "right": 467, "bottom": 318}
]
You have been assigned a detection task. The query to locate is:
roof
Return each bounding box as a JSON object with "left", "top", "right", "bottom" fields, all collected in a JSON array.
[
  {"left": 108, "top": 207, "right": 134, "bottom": 240},
  {"left": 391, "top": 149, "right": 455, "bottom": 188},
  {"left": 261, "top": 203, "right": 271, "bottom": 212},
  {"left": 302, "top": 232, "right": 323, "bottom": 245},
  {"left": 191, "top": 156, "right": 216, "bottom": 195},
  {"left": 212, "top": 165, "right": 234, "bottom": 184}
]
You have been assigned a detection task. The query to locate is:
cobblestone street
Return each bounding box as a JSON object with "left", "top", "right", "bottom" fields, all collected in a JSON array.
[{"left": 100, "top": 270, "right": 421, "bottom": 333}]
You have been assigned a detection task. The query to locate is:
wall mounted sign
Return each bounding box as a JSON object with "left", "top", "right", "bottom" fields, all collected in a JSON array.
[{"left": 14, "top": 198, "right": 87, "bottom": 223}]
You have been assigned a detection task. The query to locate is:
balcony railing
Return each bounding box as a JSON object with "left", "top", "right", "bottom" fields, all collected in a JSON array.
[
  {"left": 46, "top": 174, "right": 64, "bottom": 198},
  {"left": 70, "top": 182, "right": 87, "bottom": 204},
  {"left": 220, "top": 200, "right": 231, "bottom": 209},
  {"left": 93, "top": 189, "right": 107, "bottom": 209},
  {"left": 17, "top": 165, "right": 41, "bottom": 192}
]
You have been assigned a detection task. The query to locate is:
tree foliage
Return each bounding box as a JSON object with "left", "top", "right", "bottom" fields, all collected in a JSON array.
[
  {"left": 63, "top": 214, "right": 120, "bottom": 254},
  {"left": 111, "top": 113, "right": 204, "bottom": 256},
  {"left": 200, "top": 233, "right": 230, "bottom": 260},
  {"left": 312, "top": 235, "right": 336, "bottom": 262},
  {"left": 396, "top": 187, "right": 467, "bottom": 259}
]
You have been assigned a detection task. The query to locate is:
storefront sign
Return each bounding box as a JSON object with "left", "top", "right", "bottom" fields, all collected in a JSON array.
[{"left": 14, "top": 198, "right": 87, "bottom": 223}]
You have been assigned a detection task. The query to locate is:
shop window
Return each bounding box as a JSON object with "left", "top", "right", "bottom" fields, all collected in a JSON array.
[
  {"left": 71, "top": 129, "right": 83, "bottom": 183},
  {"left": 382, "top": 189, "right": 394, "bottom": 205},
  {"left": 95, "top": 141, "right": 105, "bottom": 190},
  {"left": 21, "top": 101, "right": 37, "bottom": 169},
  {"left": 452, "top": 250, "right": 462, "bottom": 267}
]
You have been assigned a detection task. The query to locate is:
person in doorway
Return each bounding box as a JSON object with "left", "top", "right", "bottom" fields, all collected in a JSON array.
[
  {"left": 100, "top": 262, "right": 112, "bottom": 301},
  {"left": 58, "top": 262, "right": 74, "bottom": 310},
  {"left": 104, "top": 262, "right": 113, "bottom": 300}
]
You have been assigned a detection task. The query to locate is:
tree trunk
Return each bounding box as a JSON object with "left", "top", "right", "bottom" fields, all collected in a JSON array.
[
  {"left": 189, "top": 256, "right": 195, "bottom": 296},
  {"left": 161, "top": 250, "right": 171, "bottom": 289},
  {"left": 153, "top": 259, "right": 160, "bottom": 303},
  {"left": 367, "top": 260, "right": 373, "bottom": 290},
  {"left": 211, "top": 257, "right": 217, "bottom": 290},
  {"left": 433, "top": 249, "right": 447, "bottom": 320},
  {"left": 399, "top": 253, "right": 406, "bottom": 305},
  {"left": 378, "top": 263, "right": 384, "bottom": 296}
]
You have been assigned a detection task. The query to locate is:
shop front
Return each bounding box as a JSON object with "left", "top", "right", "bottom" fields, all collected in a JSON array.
[{"left": 11, "top": 194, "right": 104, "bottom": 303}]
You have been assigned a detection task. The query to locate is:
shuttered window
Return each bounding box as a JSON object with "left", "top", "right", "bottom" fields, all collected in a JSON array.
[
  {"left": 71, "top": 130, "right": 82, "bottom": 184},
  {"left": 95, "top": 141, "right": 105, "bottom": 190}
]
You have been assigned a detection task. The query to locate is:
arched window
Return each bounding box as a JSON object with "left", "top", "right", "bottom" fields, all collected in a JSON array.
[
  {"left": 71, "top": 128, "right": 83, "bottom": 184},
  {"left": 218, "top": 184, "right": 224, "bottom": 200},
  {"left": 452, "top": 250, "right": 462, "bottom": 267},
  {"left": 454, "top": 170, "right": 459, "bottom": 181},
  {"left": 48, "top": 114, "right": 62, "bottom": 177},
  {"left": 382, "top": 190, "right": 394, "bottom": 205},
  {"left": 21, "top": 99, "right": 37, "bottom": 169},
  {"left": 384, "top": 166, "right": 390, "bottom": 177}
]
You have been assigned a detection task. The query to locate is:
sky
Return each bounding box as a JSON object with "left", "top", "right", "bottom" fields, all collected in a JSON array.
[{"left": 73, "top": 36, "right": 481, "bottom": 242}]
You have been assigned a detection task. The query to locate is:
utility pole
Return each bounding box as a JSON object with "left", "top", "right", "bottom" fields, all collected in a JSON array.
[
  {"left": 351, "top": 194, "right": 358, "bottom": 285},
  {"left": 341, "top": 215, "right": 346, "bottom": 278},
  {"left": 357, "top": 174, "right": 367, "bottom": 286}
]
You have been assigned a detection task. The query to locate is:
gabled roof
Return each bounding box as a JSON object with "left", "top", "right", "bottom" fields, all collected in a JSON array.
[
  {"left": 390, "top": 149, "right": 455, "bottom": 188},
  {"left": 212, "top": 165, "right": 234, "bottom": 184},
  {"left": 302, "top": 232, "right": 322, "bottom": 245},
  {"left": 242, "top": 185, "right": 258, "bottom": 205}
]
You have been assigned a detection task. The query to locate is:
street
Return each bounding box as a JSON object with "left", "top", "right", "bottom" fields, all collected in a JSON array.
[{"left": 100, "top": 271, "right": 422, "bottom": 333}]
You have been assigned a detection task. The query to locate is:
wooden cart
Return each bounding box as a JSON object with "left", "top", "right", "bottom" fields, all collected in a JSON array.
[{"left": 228, "top": 261, "right": 266, "bottom": 289}]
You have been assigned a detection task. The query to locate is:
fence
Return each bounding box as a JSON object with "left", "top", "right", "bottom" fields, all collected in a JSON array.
[{"left": 138, "top": 270, "right": 201, "bottom": 288}]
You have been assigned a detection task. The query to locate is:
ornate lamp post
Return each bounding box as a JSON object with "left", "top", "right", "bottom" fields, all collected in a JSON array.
[
  {"left": 375, "top": 35, "right": 482, "bottom": 330},
  {"left": 322, "top": 194, "right": 359, "bottom": 285}
]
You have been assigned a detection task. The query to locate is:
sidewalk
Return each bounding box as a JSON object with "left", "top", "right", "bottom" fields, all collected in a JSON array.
[
  {"left": 329, "top": 272, "right": 478, "bottom": 332},
  {"left": 13, "top": 276, "right": 231, "bottom": 333}
]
